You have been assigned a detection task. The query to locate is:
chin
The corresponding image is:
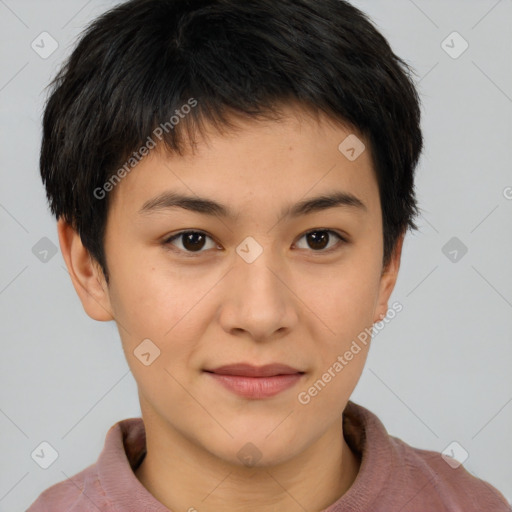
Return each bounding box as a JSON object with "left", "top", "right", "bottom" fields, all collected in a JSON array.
[{"left": 204, "top": 431, "right": 305, "bottom": 470}]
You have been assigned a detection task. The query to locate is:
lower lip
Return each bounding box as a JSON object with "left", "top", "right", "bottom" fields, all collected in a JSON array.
[{"left": 205, "top": 372, "right": 304, "bottom": 399}]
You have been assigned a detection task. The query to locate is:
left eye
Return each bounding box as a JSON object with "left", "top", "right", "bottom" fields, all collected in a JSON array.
[{"left": 294, "top": 230, "right": 345, "bottom": 252}]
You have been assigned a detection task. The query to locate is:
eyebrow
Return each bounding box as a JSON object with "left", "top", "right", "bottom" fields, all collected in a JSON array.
[{"left": 139, "top": 190, "right": 367, "bottom": 220}]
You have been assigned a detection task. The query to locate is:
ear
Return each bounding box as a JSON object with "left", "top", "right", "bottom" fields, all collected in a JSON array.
[
  {"left": 373, "top": 231, "right": 405, "bottom": 323},
  {"left": 57, "top": 218, "right": 114, "bottom": 321}
]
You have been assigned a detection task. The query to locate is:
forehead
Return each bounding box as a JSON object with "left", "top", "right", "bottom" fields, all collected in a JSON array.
[{"left": 107, "top": 105, "right": 379, "bottom": 221}]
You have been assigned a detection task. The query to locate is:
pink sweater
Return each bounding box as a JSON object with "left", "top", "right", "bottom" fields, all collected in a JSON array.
[{"left": 27, "top": 401, "right": 510, "bottom": 511}]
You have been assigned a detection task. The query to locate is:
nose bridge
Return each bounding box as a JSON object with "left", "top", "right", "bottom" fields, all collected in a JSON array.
[
  {"left": 219, "top": 235, "right": 297, "bottom": 339},
  {"left": 233, "top": 235, "right": 285, "bottom": 301}
]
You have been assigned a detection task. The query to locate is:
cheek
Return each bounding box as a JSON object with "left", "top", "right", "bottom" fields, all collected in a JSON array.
[
  {"left": 296, "top": 274, "right": 376, "bottom": 417},
  {"left": 300, "top": 257, "right": 381, "bottom": 343},
  {"left": 108, "top": 246, "right": 208, "bottom": 337},
  {"left": 109, "top": 262, "right": 204, "bottom": 405},
  {"left": 107, "top": 254, "right": 224, "bottom": 384}
]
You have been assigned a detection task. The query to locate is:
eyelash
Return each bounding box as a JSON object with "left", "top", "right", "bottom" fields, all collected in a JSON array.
[{"left": 162, "top": 229, "right": 348, "bottom": 257}]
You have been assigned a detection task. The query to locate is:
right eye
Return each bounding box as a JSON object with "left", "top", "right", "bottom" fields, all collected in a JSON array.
[{"left": 163, "top": 230, "right": 220, "bottom": 256}]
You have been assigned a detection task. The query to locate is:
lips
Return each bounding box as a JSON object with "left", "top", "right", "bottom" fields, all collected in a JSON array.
[
  {"left": 204, "top": 363, "right": 305, "bottom": 399},
  {"left": 205, "top": 363, "right": 304, "bottom": 377}
]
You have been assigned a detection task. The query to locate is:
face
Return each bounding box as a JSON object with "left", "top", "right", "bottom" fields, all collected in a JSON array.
[{"left": 65, "top": 105, "right": 401, "bottom": 467}]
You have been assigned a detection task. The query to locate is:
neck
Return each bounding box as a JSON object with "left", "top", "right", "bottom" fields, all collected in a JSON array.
[{"left": 135, "top": 411, "right": 360, "bottom": 512}]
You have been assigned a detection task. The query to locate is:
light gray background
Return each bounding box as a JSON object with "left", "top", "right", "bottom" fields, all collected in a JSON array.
[{"left": 1, "top": 0, "right": 511, "bottom": 510}]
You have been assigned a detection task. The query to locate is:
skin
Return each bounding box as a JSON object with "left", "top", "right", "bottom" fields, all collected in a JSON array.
[{"left": 58, "top": 104, "right": 403, "bottom": 512}]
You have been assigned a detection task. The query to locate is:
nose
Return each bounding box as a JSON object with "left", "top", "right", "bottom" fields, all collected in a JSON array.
[{"left": 217, "top": 246, "right": 299, "bottom": 342}]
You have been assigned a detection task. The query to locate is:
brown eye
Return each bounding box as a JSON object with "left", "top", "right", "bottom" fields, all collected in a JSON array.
[
  {"left": 181, "top": 232, "right": 206, "bottom": 251},
  {"left": 295, "top": 230, "right": 345, "bottom": 252},
  {"left": 306, "top": 231, "right": 329, "bottom": 250},
  {"left": 164, "top": 231, "right": 217, "bottom": 254}
]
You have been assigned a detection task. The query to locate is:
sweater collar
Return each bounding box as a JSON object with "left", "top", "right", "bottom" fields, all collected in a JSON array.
[{"left": 95, "top": 400, "right": 393, "bottom": 511}]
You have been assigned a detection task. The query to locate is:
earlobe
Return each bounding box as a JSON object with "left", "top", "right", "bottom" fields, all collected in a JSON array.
[
  {"left": 57, "top": 218, "right": 114, "bottom": 322},
  {"left": 373, "top": 232, "right": 405, "bottom": 323}
]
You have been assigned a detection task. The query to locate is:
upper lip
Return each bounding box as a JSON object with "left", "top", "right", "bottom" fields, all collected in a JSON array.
[{"left": 205, "top": 363, "right": 304, "bottom": 377}]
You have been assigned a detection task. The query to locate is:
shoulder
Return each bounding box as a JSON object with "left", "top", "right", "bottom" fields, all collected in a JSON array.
[
  {"left": 26, "top": 419, "right": 138, "bottom": 511},
  {"left": 388, "top": 435, "right": 511, "bottom": 511},
  {"left": 343, "top": 402, "right": 510, "bottom": 511},
  {"left": 26, "top": 463, "right": 106, "bottom": 511}
]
